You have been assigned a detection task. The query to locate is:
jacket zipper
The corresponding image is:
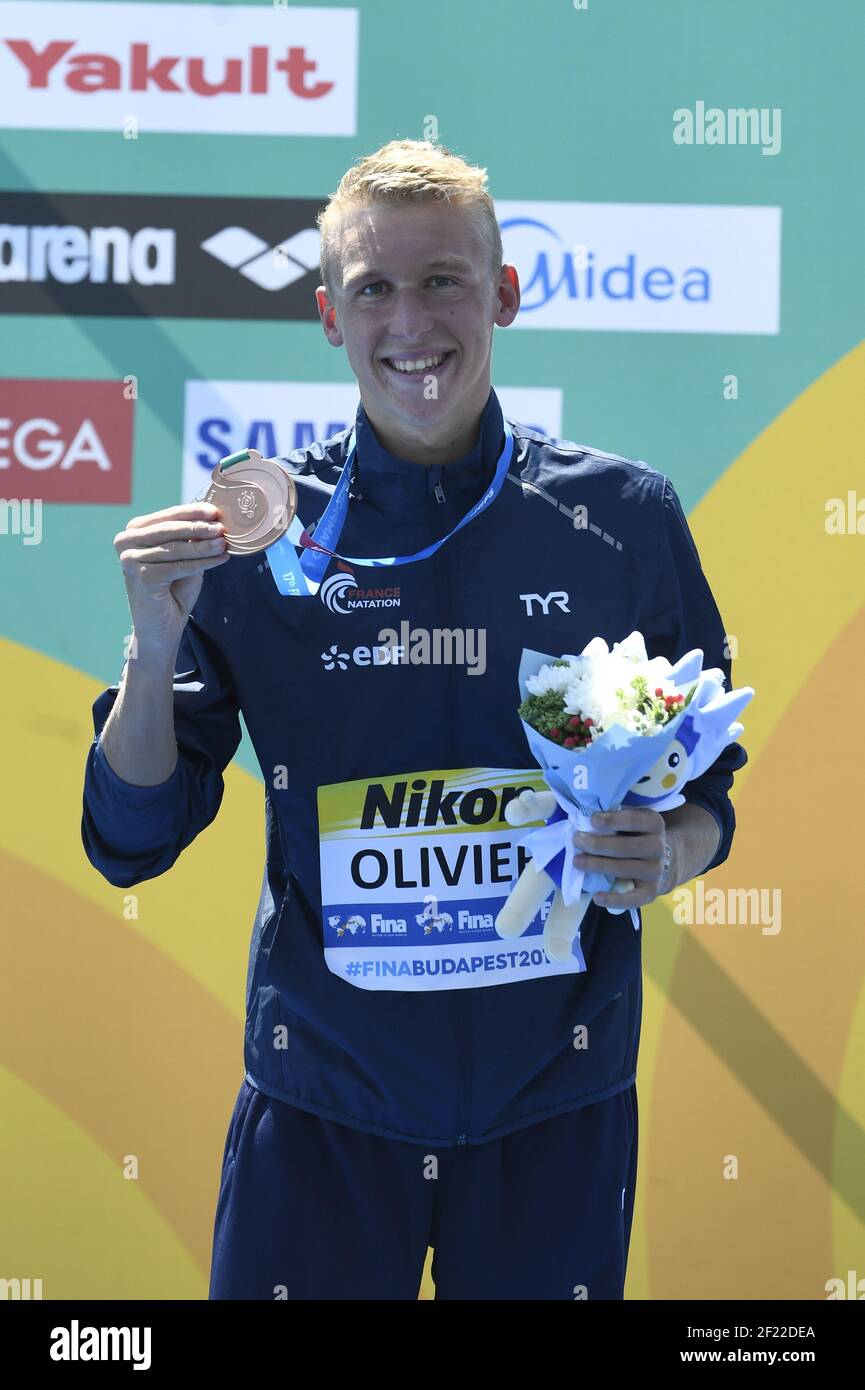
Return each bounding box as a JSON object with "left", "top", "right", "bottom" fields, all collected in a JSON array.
[
  {"left": 454, "top": 995, "right": 470, "bottom": 1145},
  {"left": 429, "top": 506, "right": 471, "bottom": 1145}
]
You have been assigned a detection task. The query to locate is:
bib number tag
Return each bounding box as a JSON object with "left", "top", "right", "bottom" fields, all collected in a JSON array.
[{"left": 318, "top": 766, "right": 587, "bottom": 991}]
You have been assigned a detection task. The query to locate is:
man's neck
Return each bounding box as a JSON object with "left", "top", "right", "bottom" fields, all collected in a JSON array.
[{"left": 360, "top": 403, "right": 487, "bottom": 468}]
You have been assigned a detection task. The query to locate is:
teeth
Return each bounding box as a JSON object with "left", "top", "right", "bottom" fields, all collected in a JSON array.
[{"left": 387, "top": 353, "right": 448, "bottom": 372}]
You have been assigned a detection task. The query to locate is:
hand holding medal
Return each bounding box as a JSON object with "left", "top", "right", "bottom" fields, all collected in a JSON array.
[{"left": 201, "top": 421, "right": 515, "bottom": 595}]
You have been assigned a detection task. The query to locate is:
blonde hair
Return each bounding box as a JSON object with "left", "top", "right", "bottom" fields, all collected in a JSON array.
[{"left": 316, "top": 138, "right": 503, "bottom": 295}]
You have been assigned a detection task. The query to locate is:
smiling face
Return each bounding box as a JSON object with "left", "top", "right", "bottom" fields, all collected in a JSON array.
[{"left": 315, "top": 200, "right": 520, "bottom": 465}]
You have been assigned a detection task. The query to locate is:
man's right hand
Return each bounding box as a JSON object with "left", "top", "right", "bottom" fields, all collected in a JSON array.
[{"left": 113, "top": 502, "right": 230, "bottom": 663}]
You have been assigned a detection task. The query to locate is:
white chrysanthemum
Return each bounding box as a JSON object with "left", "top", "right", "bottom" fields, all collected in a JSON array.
[
  {"left": 610, "top": 631, "right": 649, "bottom": 665},
  {"left": 643, "top": 655, "right": 673, "bottom": 685},
  {"left": 524, "top": 660, "right": 577, "bottom": 697},
  {"left": 563, "top": 659, "right": 632, "bottom": 729},
  {"left": 560, "top": 641, "right": 663, "bottom": 733},
  {"left": 523, "top": 633, "right": 686, "bottom": 740},
  {"left": 580, "top": 636, "right": 611, "bottom": 661}
]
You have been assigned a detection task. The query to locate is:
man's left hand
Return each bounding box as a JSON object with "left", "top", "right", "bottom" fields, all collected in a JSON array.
[{"left": 573, "top": 807, "right": 672, "bottom": 909}]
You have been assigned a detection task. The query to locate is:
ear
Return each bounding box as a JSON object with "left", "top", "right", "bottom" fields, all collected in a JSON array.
[
  {"left": 316, "top": 286, "right": 344, "bottom": 346},
  {"left": 493, "top": 264, "right": 520, "bottom": 328}
]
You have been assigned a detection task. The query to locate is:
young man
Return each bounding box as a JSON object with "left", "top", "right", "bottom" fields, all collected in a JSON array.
[{"left": 81, "top": 140, "right": 747, "bottom": 1300}]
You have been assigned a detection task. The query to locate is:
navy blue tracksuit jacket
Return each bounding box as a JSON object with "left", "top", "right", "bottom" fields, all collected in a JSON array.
[{"left": 81, "top": 388, "right": 747, "bottom": 1148}]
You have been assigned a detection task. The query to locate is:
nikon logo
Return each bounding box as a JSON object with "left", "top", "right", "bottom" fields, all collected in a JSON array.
[{"left": 360, "top": 777, "right": 535, "bottom": 831}]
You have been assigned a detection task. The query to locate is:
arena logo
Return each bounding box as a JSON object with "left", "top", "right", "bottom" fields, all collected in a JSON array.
[
  {"left": 320, "top": 565, "right": 401, "bottom": 614},
  {"left": 0, "top": 223, "right": 176, "bottom": 285},
  {"left": 201, "top": 226, "right": 319, "bottom": 292},
  {"left": 0, "top": 221, "right": 320, "bottom": 291},
  {"left": 0, "top": 193, "right": 328, "bottom": 319}
]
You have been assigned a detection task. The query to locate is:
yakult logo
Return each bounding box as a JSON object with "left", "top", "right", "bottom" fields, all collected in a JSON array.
[{"left": 0, "top": 3, "right": 359, "bottom": 136}]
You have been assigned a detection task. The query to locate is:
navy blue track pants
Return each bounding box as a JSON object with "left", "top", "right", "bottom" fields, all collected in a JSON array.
[{"left": 208, "top": 1078, "right": 638, "bottom": 1300}]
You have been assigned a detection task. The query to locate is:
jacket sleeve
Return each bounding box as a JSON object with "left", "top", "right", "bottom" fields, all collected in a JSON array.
[
  {"left": 639, "top": 474, "right": 749, "bottom": 874},
  {"left": 81, "top": 613, "right": 243, "bottom": 888}
]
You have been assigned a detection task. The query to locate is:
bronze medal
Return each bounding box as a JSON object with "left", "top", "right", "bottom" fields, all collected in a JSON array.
[{"left": 204, "top": 451, "right": 297, "bottom": 555}]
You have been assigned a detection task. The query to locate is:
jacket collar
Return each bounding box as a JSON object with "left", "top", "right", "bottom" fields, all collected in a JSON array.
[{"left": 352, "top": 388, "right": 505, "bottom": 502}]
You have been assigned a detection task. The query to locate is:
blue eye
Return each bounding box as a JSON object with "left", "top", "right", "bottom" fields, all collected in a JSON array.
[{"left": 357, "top": 276, "right": 458, "bottom": 297}]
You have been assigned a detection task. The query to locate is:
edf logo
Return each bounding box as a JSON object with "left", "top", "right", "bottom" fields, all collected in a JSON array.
[{"left": 519, "top": 591, "right": 570, "bottom": 616}]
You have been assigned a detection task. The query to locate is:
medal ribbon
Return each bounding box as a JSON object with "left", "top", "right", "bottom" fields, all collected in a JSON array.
[{"left": 257, "top": 421, "right": 515, "bottom": 597}]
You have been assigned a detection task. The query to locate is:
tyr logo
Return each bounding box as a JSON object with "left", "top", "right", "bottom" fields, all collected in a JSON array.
[{"left": 519, "top": 591, "right": 571, "bottom": 616}]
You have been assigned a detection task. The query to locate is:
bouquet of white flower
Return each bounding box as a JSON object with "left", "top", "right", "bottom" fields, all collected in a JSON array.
[{"left": 497, "top": 632, "right": 754, "bottom": 967}]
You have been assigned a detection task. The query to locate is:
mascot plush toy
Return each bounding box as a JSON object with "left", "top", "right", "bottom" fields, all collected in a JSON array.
[{"left": 496, "top": 725, "right": 697, "bottom": 962}]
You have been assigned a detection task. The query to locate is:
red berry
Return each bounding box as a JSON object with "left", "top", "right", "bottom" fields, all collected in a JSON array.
[
  {"left": 655, "top": 687, "right": 663, "bottom": 696},
  {"left": 568, "top": 715, "right": 580, "bottom": 729},
  {"left": 584, "top": 717, "right": 594, "bottom": 727},
  {"left": 549, "top": 727, "right": 561, "bottom": 739},
  {"left": 563, "top": 737, "right": 575, "bottom": 748}
]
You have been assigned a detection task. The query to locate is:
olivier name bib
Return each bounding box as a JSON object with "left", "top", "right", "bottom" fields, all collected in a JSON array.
[{"left": 317, "top": 766, "right": 586, "bottom": 991}]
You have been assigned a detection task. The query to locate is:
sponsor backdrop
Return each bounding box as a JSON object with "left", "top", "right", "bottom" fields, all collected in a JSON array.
[{"left": 0, "top": 0, "right": 862, "bottom": 1301}]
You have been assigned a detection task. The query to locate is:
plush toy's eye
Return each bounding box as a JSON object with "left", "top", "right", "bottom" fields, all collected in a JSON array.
[
  {"left": 637, "top": 774, "right": 650, "bottom": 783},
  {"left": 667, "top": 751, "right": 681, "bottom": 768}
]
